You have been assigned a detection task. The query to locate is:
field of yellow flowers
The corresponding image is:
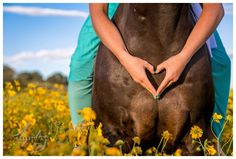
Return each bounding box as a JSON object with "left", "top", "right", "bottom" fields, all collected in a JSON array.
[{"left": 3, "top": 81, "right": 233, "bottom": 156}]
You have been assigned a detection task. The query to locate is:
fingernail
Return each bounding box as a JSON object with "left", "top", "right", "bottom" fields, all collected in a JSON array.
[{"left": 154, "top": 94, "right": 161, "bottom": 100}]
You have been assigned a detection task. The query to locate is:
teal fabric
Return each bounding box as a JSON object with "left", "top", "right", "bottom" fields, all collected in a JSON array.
[
  {"left": 210, "top": 31, "right": 231, "bottom": 139},
  {"left": 68, "top": 3, "right": 119, "bottom": 81},
  {"left": 68, "top": 3, "right": 119, "bottom": 128},
  {"left": 68, "top": 80, "right": 92, "bottom": 128},
  {"left": 68, "top": 3, "right": 231, "bottom": 138}
]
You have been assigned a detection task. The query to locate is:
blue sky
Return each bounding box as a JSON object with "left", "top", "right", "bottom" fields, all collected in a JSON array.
[{"left": 3, "top": 3, "right": 233, "bottom": 83}]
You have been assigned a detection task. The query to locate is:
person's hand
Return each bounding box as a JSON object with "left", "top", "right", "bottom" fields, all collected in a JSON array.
[
  {"left": 155, "top": 53, "right": 190, "bottom": 98},
  {"left": 119, "top": 53, "right": 156, "bottom": 96}
]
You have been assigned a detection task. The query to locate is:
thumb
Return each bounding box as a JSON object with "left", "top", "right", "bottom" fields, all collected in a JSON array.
[
  {"left": 155, "top": 63, "right": 165, "bottom": 74},
  {"left": 144, "top": 61, "right": 154, "bottom": 74}
]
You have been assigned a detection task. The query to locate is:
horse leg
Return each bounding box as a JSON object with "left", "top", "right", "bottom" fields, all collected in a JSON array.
[{"left": 155, "top": 91, "right": 192, "bottom": 154}]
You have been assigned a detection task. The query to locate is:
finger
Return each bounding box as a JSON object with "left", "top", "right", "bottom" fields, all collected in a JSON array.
[
  {"left": 140, "top": 80, "right": 156, "bottom": 96},
  {"left": 144, "top": 61, "right": 154, "bottom": 74},
  {"left": 142, "top": 76, "right": 156, "bottom": 96},
  {"left": 155, "top": 63, "right": 165, "bottom": 74},
  {"left": 156, "top": 75, "right": 171, "bottom": 95},
  {"left": 166, "top": 80, "right": 174, "bottom": 88}
]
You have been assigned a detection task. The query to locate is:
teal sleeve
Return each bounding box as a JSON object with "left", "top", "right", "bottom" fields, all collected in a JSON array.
[
  {"left": 211, "top": 30, "right": 231, "bottom": 139},
  {"left": 68, "top": 80, "right": 93, "bottom": 128},
  {"left": 68, "top": 3, "right": 120, "bottom": 81},
  {"left": 68, "top": 3, "right": 119, "bottom": 128}
]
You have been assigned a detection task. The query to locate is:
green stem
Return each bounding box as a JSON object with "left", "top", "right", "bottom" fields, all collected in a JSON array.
[
  {"left": 217, "top": 120, "right": 228, "bottom": 155},
  {"left": 161, "top": 138, "right": 169, "bottom": 154},
  {"left": 156, "top": 136, "right": 164, "bottom": 154},
  {"left": 226, "top": 136, "right": 233, "bottom": 156},
  {"left": 131, "top": 142, "right": 137, "bottom": 156},
  {"left": 88, "top": 126, "right": 92, "bottom": 156},
  {"left": 221, "top": 135, "right": 232, "bottom": 150},
  {"left": 217, "top": 120, "right": 227, "bottom": 139},
  {"left": 119, "top": 145, "right": 123, "bottom": 155},
  {"left": 198, "top": 138, "right": 206, "bottom": 156},
  {"left": 210, "top": 120, "right": 218, "bottom": 140}
]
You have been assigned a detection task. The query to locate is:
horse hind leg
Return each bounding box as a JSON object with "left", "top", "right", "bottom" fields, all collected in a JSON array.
[
  {"left": 156, "top": 99, "right": 191, "bottom": 155},
  {"left": 179, "top": 115, "right": 220, "bottom": 156},
  {"left": 126, "top": 90, "right": 158, "bottom": 152}
]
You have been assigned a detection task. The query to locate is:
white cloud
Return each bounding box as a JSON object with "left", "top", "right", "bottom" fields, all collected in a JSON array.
[
  {"left": 4, "top": 48, "right": 74, "bottom": 63},
  {"left": 3, "top": 6, "right": 89, "bottom": 18},
  {"left": 4, "top": 48, "right": 75, "bottom": 79}
]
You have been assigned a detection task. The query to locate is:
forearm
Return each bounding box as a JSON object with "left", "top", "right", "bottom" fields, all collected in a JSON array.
[
  {"left": 180, "top": 3, "right": 224, "bottom": 62},
  {"left": 89, "top": 4, "right": 130, "bottom": 64}
]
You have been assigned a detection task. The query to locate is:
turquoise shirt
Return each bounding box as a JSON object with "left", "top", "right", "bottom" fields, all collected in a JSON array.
[{"left": 69, "top": 3, "right": 120, "bottom": 81}]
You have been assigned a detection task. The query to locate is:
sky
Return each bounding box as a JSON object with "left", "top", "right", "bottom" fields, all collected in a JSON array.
[{"left": 3, "top": 3, "right": 233, "bottom": 83}]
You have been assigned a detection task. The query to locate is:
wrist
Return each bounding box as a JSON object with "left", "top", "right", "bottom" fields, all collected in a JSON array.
[
  {"left": 178, "top": 50, "right": 193, "bottom": 64},
  {"left": 117, "top": 50, "right": 133, "bottom": 65}
]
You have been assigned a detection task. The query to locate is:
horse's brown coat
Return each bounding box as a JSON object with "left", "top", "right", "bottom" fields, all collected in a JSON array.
[{"left": 92, "top": 4, "right": 215, "bottom": 155}]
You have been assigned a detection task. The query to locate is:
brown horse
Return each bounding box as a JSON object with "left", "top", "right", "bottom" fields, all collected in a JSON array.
[{"left": 92, "top": 3, "right": 215, "bottom": 155}]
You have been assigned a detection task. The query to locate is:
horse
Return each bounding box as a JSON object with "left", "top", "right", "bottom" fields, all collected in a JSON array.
[{"left": 92, "top": 3, "right": 215, "bottom": 155}]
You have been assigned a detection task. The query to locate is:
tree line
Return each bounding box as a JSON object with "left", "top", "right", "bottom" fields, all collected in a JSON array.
[{"left": 3, "top": 65, "right": 68, "bottom": 87}]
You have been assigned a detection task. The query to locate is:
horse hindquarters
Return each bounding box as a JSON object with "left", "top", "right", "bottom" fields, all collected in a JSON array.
[
  {"left": 92, "top": 42, "right": 160, "bottom": 152},
  {"left": 93, "top": 3, "right": 215, "bottom": 154}
]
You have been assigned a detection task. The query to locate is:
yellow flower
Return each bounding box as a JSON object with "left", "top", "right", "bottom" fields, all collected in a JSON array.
[
  {"left": 102, "top": 138, "right": 110, "bottom": 145},
  {"left": 134, "top": 146, "right": 142, "bottom": 155},
  {"left": 190, "top": 125, "right": 203, "bottom": 139},
  {"left": 28, "top": 89, "right": 34, "bottom": 95},
  {"left": 132, "top": 136, "right": 141, "bottom": 145},
  {"left": 71, "top": 147, "right": 86, "bottom": 156},
  {"left": 14, "top": 80, "right": 21, "bottom": 92},
  {"left": 37, "top": 87, "right": 46, "bottom": 95},
  {"left": 145, "top": 147, "right": 155, "bottom": 155},
  {"left": 196, "top": 146, "right": 201, "bottom": 152},
  {"left": 14, "top": 149, "right": 28, "bottom": 156},
  {"left": 5, "top": 82, "right": 13, "bottom": 90},
  {"left": 18, "top": 119, "right": 27, "bottom": 131},
  {"left": 226, "top": 114, "right": 233, "bottom": 123},
  {"left": 50, "top": 137, "right": 55, "bottom": 142},
  {"left": 97, "top": 123, "right": 103, "bottom": 137},
  {"left": 228, "top": 98, "right": 233, "bottom": 110},
  {"left": 59, "top": 84, "right": 64, "bottom": 90},
  {"left": 212, "top": 113, "right": 223, "bottom": 123},
  {"left": 206, "top": 145, "right": 216, "bottom": 155},
  {"left": 115, "top": 139, "right": 125, "bottom": 147},
  {"left": 59, "top": 133, "right": 66, "bottom": 141},
  {"left": 105, "top": 147, "right": 121, "bottom": 156},
  {"left": 50, "top": 90, "right": 60, "bottom": 97},
  {"left": 57, "top": 104, "right": 65, "bottom": 112},
  {"left": 76, "top": 129, "right": 88, "bottom": 146},
  {"left": 16, "top": 86, "right": 21, "bottom": 92},
  {"left": 174, "top": 148, "right": 182, "bottom": 156},
  {"left": 53, "top": 83, "right": 59, "bottom": 88},
  {"left": 8, "top": 90, "right": 16, "bottom": 97},
  {"left": 162, "top": 130, "right": 172, "bottom": 140},
  {"left": 79, "top": 107, "right": 96, "bottom": 122},
  {"left": 27, "top": 83, "right": 36, "bottom": 89},
  {"left": 26, "top": 144, "right": 34, "bottom": 152},
  {"left": 81, "top": 121, "right": 94, "bottom": 127},
  {"left": 23, "top": 114, "right": 36, "bottom": 126},
  {"left": 14, "top": 80, "right": 20, "bottom": 86}
]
